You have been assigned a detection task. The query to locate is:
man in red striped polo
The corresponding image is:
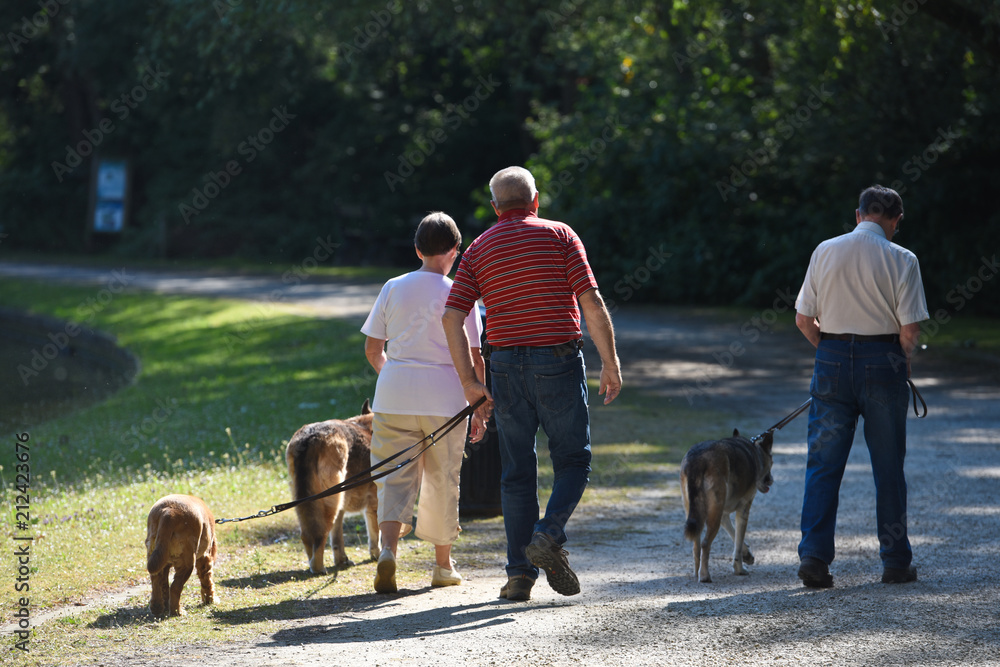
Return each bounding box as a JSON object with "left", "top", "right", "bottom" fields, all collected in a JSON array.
[{"left": 442, "top": 165, "right": 622, "bottom": 601}]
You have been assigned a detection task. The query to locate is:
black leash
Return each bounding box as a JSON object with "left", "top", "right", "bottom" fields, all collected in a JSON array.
[
  {"left": 751, "top": 398, "right": 812, "bottom": 444},
  {"left": 908, "top": 379, "right": 928, "bottom": 418},
  {"left": 750, "top": 379, "right": 927, "bottom": 445},
  {"left": 216, "top": 397, "right": 486, "bottom": 525}
]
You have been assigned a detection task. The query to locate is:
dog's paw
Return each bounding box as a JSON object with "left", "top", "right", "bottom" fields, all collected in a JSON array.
[{"left": 742, "top": 547, "right": 755, "bottom": 565}]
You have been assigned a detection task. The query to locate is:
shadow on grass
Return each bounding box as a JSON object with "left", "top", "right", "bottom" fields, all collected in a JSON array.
[
  {"left": 89, "top": 604, "right": 161, "bottom": 629},
  {"left": 220, "top": 568, "right": 327, "bottom": 591}
]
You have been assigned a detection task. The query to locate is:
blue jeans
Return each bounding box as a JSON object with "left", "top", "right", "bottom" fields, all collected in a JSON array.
[
  {"left": 799, "top": 340, "right": 912, "bottom": 569},
  {"left": 489, "top": 346, "right": 592, "bottom": 579}
]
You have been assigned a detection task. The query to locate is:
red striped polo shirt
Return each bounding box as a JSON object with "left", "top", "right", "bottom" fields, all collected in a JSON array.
[{"left": 446, "top": 209, "right": 598, "bottom": 346}]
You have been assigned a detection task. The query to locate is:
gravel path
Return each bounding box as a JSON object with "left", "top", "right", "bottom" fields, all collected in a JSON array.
[{"left": 4, "top": 262, "right": 999, "bottom": 666}]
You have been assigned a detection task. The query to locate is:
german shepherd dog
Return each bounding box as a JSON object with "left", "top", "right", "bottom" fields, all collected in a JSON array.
[
  {"left": 286, "top": 400, "right": 380, "bottom": 574},
  {"left": 680, "top": 430, "right": 774, "bottom": 583},
  {"left": 145, "top": 494, "right": 217, "bottom": 616}
]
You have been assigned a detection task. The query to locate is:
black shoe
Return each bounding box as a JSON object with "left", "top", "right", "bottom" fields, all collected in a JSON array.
[
  {"left": 882, "top": 565, "right": 917, "bottom": 584},
  {"left": 524, "top": 532, "right": 580, "bottom": 596},
  {"left": 798, "top": 557, "right": 834, "bottom": 588}
]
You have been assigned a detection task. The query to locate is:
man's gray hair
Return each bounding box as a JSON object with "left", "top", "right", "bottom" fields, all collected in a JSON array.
[{"left": 489, "top": 166, "right": 537, "bottom": 208}]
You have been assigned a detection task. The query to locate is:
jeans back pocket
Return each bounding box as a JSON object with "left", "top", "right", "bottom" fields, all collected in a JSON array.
[{"left": 810, "top": 358, "right": 840, "bottom": 400}]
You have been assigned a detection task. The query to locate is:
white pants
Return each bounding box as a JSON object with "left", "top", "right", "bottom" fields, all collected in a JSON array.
[{"left": 371, "top": 412, "right": 466, "bottom": 545}]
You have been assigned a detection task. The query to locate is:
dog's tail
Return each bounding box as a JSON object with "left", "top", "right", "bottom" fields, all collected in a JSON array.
[
  {"left": 287, "top": 429, "right": 339, "bottom": 547},
  {"left": 683, "top": 475, "right": 704, "bottom": 542},
  {"left": 287, "top": 428, "right": 324, "bottom": 501},
  {"left": 146, "top": 512, "right": 173, "bottom": 574}
]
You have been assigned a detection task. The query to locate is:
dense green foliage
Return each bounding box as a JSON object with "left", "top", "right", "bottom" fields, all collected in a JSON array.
[{"left": 2, "top": 0, "right": 998, "bottom": 313}]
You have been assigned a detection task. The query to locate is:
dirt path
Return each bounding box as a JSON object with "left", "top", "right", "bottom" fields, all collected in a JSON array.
[{"left": 4, "top": 262, "right": 999, "bottom": 666}]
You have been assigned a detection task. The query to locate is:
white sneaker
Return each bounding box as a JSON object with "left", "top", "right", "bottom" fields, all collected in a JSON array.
[
  {"left": 374, "top": 548, "right": 397, "bottom": 593},
  {"left": 431, "top": 561, "right": 463, "bottom": 587}
]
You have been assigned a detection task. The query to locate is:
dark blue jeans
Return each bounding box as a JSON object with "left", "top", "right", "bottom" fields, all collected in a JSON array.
[
  {"left": 799, "top": 340, "right": 912, "bottom": 569},
  {"left": 489, "top": 346, "right": 592, "bottom": 579}
]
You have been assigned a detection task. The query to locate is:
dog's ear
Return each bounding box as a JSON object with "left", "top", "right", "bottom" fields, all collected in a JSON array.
[
  {"left": 733, "top": 428, "right": 740, "bottom": 437},
  {"left": 361, "top": 398, "right": 371, "bottom": 415}
]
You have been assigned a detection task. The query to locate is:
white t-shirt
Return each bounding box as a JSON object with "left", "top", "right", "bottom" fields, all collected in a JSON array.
[
  {"left": 361, "top": 270, "right": 483, "bottom": 416},
  {"left": 796, "top": 221, "right": 929, "bottom": 335}
]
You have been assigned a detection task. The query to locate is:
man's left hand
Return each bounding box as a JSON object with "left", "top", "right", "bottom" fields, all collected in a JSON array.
[{"left": 599, "top": 363, "right": 622, "bottom": 404}]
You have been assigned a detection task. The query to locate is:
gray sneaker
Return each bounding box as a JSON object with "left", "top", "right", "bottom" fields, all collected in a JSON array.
[{"left": 524, "top": 532, "right": 580, "bottom": 596}]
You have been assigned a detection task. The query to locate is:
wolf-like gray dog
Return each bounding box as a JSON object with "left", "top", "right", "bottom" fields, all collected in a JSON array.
[{"left": 680, "top": 430, "right": 774, "bottom": 583}]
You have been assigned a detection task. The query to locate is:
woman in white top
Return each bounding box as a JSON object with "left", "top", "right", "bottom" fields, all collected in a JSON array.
[{"left": 361, "top": 212, "right": 485, "bottom": 593}]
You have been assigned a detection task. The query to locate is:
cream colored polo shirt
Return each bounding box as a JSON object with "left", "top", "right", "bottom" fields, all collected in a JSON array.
[{"left": 796, "top": 221, "right": 929, "bottom": 335}]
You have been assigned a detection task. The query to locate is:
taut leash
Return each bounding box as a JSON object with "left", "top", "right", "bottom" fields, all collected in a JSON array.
[
  {"left": 750, "top": 379, "right": 927, "bottom": 446},
  {"left": 216, "top": 397, "right": 486, "bottom": 525},
  {"left": 751, "top": 398, "right": 812, "bottom": 444}
]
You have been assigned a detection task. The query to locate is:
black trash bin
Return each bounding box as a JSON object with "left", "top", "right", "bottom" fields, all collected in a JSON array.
[
  {"left": 459, "top": 312, "right": 502, "bottom": 519},
  {"left": 458, "top": 413, "right": 502, "bottom": 518}
]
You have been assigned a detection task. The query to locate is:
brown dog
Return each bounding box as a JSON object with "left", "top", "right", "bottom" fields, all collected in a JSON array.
[
  {"left": 680, "top": 429, "right": 774, "bottom": 583},
  {"left": 145, "top": 494, "right": 217, "bottom": 616},
  {"left": 286, "top": 399, "right": 380, "bottom": 574}
]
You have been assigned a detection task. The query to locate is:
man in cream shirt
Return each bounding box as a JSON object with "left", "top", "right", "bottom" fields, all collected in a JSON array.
[{"left": 794, "top": 185, "right": 929, "bottom": 588}]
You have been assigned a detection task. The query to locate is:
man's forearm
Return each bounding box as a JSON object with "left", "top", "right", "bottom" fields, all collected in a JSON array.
[
  {"left": 900, "top": 322, "right": 921, "bottom": 359},
  {"left": 579, "top": 289, "right": 619, "bottom": 366},
  {"left": 473, "top": 349, "right": 486, "bottom": 384},
  {"left": 442, "top": 307, "right": 478, "bottom": 387},
  {"left": 795, "top": 312, "right": 821, "bottom": 348}
]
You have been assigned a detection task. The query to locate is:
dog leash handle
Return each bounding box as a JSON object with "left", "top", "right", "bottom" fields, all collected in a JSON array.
[{"left": 908, "top": 379, "right": 927, "bottom": 418}]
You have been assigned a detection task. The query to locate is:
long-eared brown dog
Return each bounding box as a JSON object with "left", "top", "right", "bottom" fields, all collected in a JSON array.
[
  {"left": 145, "top": 494, "right": 217, "bottom": 616},
  {"left": 286, "top": 399, "right": 380, "bottom": 574},
  {"left": 680, "top": 430, "right": 774, "bottom": 583}
]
